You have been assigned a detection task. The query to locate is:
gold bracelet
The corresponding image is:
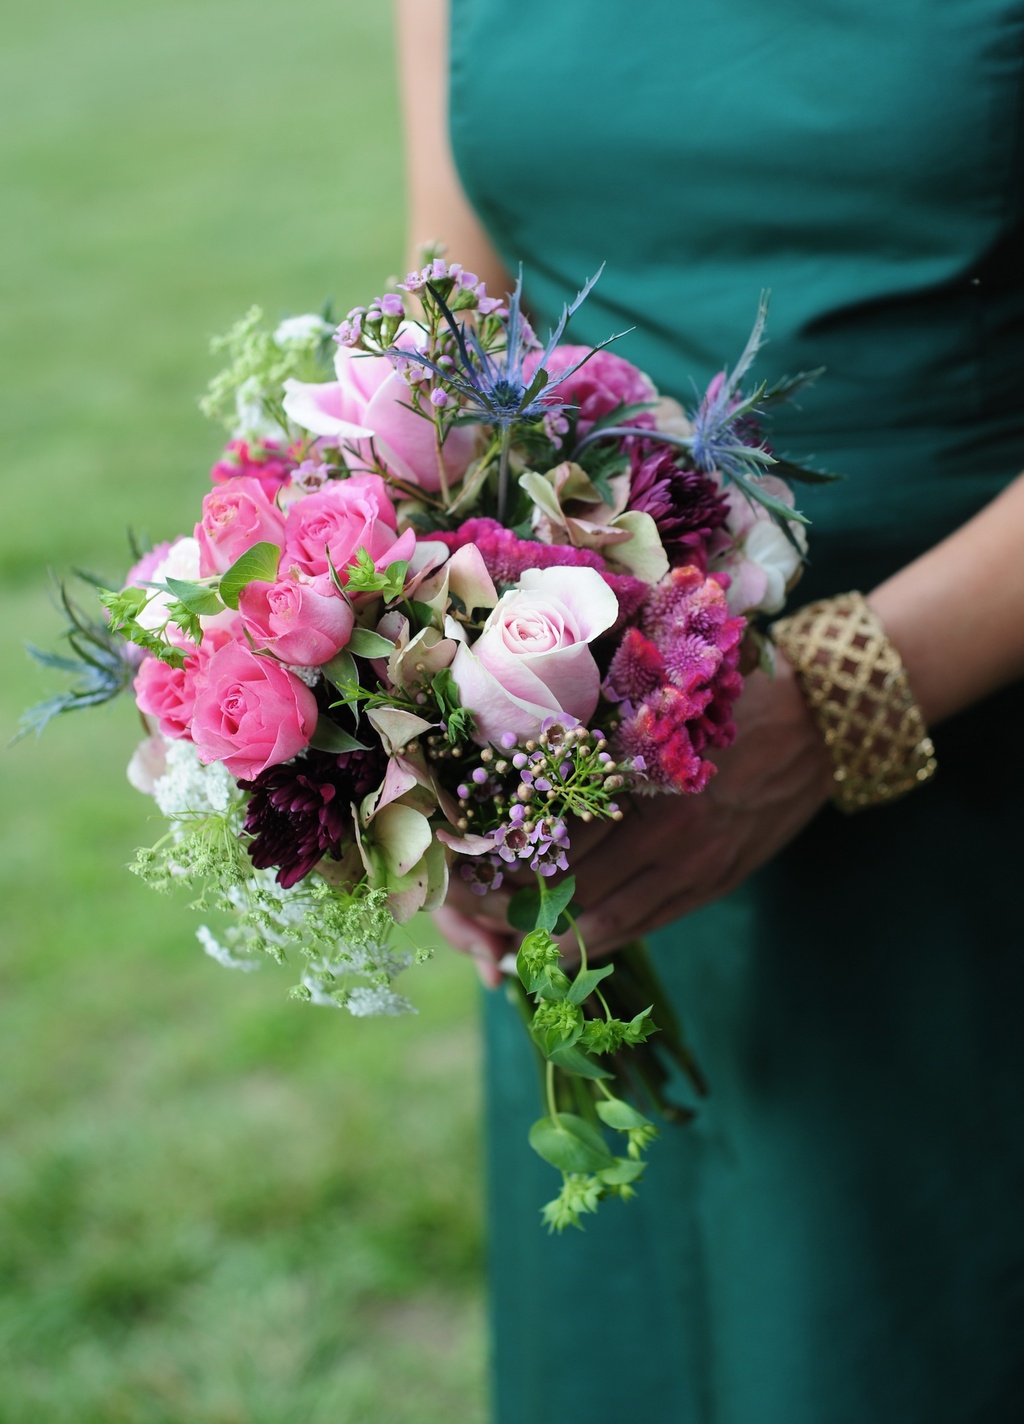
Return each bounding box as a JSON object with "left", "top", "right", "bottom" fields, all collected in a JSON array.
[{"left": 770, "top": 591, "right": 937, "bottom": 814}]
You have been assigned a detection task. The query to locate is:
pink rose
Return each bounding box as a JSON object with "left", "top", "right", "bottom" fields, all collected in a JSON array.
[
  {"left": 281, "top": 344, "right": 475, "bottom": 493},
  {"left": 282, "top": 474, "right": 415, "bottom": 581},
  {"left": 134, "top": 653, "right": 198, "bottom": 740},
  {"left": 238, "top": 574, "right": 355, "bottom": 666},
  {"left": 210, "top": 439, "right": 296, "bottom": 499},
  {"left": 451, "top": 565, "right": 619, "bottom": 745},
  {"left": 190, "top": 642, "right": 318, "bottom": 779},
  {"left": 195, "top": 475, "right": 286, "bottom": 576},
  {"left": 524, "top": 345, "right": 658, "bottom": 437}
]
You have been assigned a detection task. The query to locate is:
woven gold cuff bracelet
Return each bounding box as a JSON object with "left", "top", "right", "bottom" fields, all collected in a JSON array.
[{"left": 770, "top": 591, "right": 937, "bottom": 814}]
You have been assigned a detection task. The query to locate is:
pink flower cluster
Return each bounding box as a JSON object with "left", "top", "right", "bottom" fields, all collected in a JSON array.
[
  {"left": 607, "top": 567, "right": 745, "bottom": 793},
  {"left": 133, "top": 472, "right": 413, "bottom": 781}
]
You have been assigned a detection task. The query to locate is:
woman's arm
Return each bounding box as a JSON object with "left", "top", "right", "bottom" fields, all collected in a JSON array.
[
  {"left": 869, "top": 472, "right": 1024, "bottom": 725},
  {"left": 395, "top": 0, "right": 510, "bottom": 291}
]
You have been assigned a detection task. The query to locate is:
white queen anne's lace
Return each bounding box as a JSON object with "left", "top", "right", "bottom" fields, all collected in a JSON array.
[{"left": 152, "top": 740, "right": 235, "bottom": 819}]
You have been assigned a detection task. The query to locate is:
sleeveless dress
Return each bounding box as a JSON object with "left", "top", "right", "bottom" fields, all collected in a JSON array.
[{"left": 449, "top": 5, "right": 1024, "bottom": 1420}]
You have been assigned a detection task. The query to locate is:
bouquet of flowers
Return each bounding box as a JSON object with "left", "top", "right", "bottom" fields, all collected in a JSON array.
[{"left": 24, "top": 259, "right": 829, "bottom": 1230}]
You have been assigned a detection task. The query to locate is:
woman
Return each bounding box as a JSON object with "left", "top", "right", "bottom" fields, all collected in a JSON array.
[{"left": 397, "top": 3, "right": 1024, "bottom": 1420}]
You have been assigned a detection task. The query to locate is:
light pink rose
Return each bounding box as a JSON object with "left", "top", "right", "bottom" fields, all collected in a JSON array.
[
  {"left": 281, "top": 344, "right": 475, "bottom": 493},
  {"left": 282, "top": 474, "right": 415, "bottom": 581},
  {"left": 451, "top": 565, "right": 619, "bottom": 745},
  {"left": 524, "top": 345, "right": 658, "bottom": 437},
  {"left": 238, "top": 574, "right": 355, "bottom": 666},
  {"left": 195, "top": 475, "right": 286, "bottom": 576},
  {"left": 134, "top": 654, "right": 198, "bottom": 740},
  {"left": 190, "top": 641, "right": 318, "bottom": 779}
]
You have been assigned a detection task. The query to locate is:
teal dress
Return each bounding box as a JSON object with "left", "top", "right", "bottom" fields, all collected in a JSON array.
[{"left": 449, "top": 4, "right": 1024, "bottom": 1420}]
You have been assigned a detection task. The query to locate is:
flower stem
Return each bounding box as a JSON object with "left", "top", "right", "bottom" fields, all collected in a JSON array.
[
  {"left": 433, "top": 419, "right": 450, "bottom": 507},
  {"left": 564, "top": 909, "right": 588, "bottom": 974},
  {"left": 546, "top": 1059, "right": 560, "bottom": 1124},
  {"left": 496, "top": 424, "right": 512, "bottom": 523}
]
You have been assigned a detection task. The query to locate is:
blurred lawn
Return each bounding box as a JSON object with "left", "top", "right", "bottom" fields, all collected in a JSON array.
[{"left": 0, "top": 3, "right": 486, "bottom": 1420}]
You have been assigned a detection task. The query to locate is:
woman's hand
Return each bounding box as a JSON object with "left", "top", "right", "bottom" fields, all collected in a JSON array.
[
  {"left": 566, "top": 656, "right": 832, "bottom": 954},
  {"left": 435, "top": 656, "right": 834, "bottom": 967}
]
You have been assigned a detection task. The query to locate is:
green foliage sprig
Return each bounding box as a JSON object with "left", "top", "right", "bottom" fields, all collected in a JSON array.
[{"left": 510, "top": 874, "right": 664, "bottom": 1232}]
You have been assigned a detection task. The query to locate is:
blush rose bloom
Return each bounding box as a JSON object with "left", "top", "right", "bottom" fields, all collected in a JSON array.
[
  {"left": 451, "top": 565, "right": 619, "bottom": 745},
  {"left": 190, "top": 642, "right": 318, "bottom": 779},
  {"left": 134, "top": 654, "right": 198, "bottom": 740},
  {"left": 282, "top": 474, "right": 415, "bottom": 581},
  {"left": 282, "top": 344, "right": 476, "bottom": 493},
  {"left": 195, "top": 475, "right": 286, "bottom": 576},
  {"left": 238, "top": 574, "right": 355, "bottom": 666}
]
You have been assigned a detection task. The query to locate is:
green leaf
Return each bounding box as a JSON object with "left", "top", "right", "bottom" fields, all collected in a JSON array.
[
  {"left": 380, "top": 559, "right": 409, "bottom": 601},
  {"left": 218, "top": 542, "right": 282, "bottom": 609},
  {"left": 768, "top": 456, "right": 843, "bottom": 486},
  {"left": 346, "top": 627, "right": 396, "bottom": 659},
  {"left": 546, "top": 1043, "right": 613, "bottom": 1081},
  {"left": 508, "top": 875, "right": 577, "bottom": 934},
  {"left": 519, "top": 365, "right": 549, "bottom": 411},
  {"left": 623, "top": 1006, "right": 660, "bottom": 1045},
  {"left": 342, "top": 546, "right": 392, "bottom": 595},
  {"left": 596, "top": 1159, "right": 646, "bottom": 1187},
  {"left": 430, "top": 667, "right": 476, "bottom": 745},
  {"left": 322, "top": 650, "right": 358, "bottom": 695},
  {"left": 515, "top": 928, "right": 569, "bottom": 999},
  {"left": 567, "top": 964, "right": 614, "bottom": 1006},
  {"left": 165, "top": 602, "right": 203, "bottom": 645},
  {"left": 595, "top": 1097, "right": 652, "bottom": 1131},
  {"left": 531, "top": 1000, "right": 584, "bottom": 1055},
  {"left": 528, "top": 1114, "right": 615, "bottom": 1174},
  {"left": 163, "top": 578, "right": 226, "bottom": 616},
  {"left": 405, "top": 599, "right": 435, "bottom": 630},
  {"left": 308, "top": 716, "right": 369, "bottom": 753}
]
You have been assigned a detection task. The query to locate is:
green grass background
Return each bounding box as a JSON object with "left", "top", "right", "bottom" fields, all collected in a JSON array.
[{"left": 0, "top": 3, "right": 487, "bottom": 1419}]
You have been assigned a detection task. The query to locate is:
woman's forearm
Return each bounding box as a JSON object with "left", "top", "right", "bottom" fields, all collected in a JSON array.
[
  {"left": 395, "top": 0, "right": 510, "bottom": 290},
  {"left": 868, "top": 471, "right": 1024, "bottom": 725}
]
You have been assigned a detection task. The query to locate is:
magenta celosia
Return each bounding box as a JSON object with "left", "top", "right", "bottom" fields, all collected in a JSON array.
[
  {"left": 607, "top": 565, "right": 745, "bottom": 791},
  {"left": 210, "top": 439, "right": 297, "bottom": 498},
  {"left": 437, "top": 518, "right": 646, "bottom": 628},
  {"left": 615, "top": 687, "right": 715, "bottom": 795}
]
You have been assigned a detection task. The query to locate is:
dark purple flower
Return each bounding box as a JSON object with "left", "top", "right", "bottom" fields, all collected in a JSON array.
[
  {"left": 239, "top": 747, "right": 384, "bottom": 889},
  {"left": 627, "top": 446, "right": 729, "bottom": 566}
]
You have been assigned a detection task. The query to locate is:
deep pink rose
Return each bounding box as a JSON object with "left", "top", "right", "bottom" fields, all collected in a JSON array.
[
  {"left": 195, "top": 475, "right": 286, "bottom": 576},
  {"left": 134, "top": 653, "right": 198, "bottom": 740},
  {"left": 451, "top": 566, "right": 619, "bottom": 745},
  {"left": 281, "top": 344, "right": 475, "bottom": 493},
  {"left": 238, "top": 574, "right": 355, "bottom": 666},
  {"left": 282, "top": 474, "right": 415, "bottom": 581},
  {"left": 524, "top": 345, "right": 658, "bottom": 437},
  {"left": 210, "top": 439, "right": 296, "bottom": 499},
  {"left": 190, "top": 642, "right": 318, "bottom": 779}
]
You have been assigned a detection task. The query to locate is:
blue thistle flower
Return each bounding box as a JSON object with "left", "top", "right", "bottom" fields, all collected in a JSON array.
[
  {"left": 397, "top": 264, "right": 626, "bottom": 431},
  {"left": 391, "top": 265, "right": 628, "bottom": 517}
]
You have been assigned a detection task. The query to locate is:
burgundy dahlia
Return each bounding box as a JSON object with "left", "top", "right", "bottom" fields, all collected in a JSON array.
[
  {"left": 627, "top": 447, "right": 729, "bottom": 566},
  {"left": 239, "top": 747, "right": 384, "bottom": 889}
]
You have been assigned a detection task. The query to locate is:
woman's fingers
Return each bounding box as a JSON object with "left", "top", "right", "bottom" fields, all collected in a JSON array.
[{"left": 430, "top": 904, "right": 511, "bottom": 988}]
